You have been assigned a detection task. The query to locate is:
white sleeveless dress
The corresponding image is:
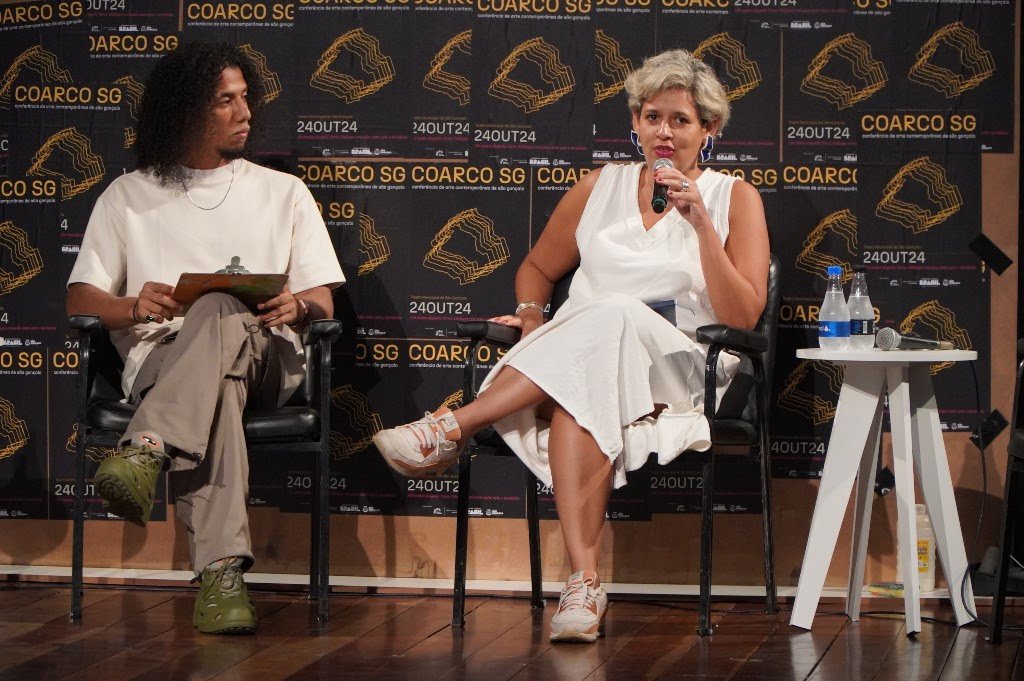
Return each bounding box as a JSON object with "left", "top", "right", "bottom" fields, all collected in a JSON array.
[{"left": 478, "top": 162, "right": 741, "bottom": 489}]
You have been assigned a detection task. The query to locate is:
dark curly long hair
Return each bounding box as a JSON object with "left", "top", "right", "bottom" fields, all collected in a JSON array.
[{"left": 136, "top": 42, "right": 267, "bottom": 186}]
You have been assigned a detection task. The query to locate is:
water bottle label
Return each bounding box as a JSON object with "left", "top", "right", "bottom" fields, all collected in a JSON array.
[
  {"left": 818, "top": 321, "right": 850, "bottom": 337},
  {"left": 850, "top": 319, "right": 874, "bottom": 336}
]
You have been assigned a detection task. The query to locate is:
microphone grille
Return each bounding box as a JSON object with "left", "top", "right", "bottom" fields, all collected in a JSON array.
[
  {"left": 875, "top": 327, "right": 899, "bottom": 350},
  {"left": 652, "top": 158, "right": 674, "bottom": 170}
]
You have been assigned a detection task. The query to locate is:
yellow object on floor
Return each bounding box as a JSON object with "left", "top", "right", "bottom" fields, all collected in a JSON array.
[{"left": 866, "top": 582, "right": 905, "bottom": 598}]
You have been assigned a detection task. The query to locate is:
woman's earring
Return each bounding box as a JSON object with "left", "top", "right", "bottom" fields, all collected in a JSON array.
[
  {"left": 700, "top": 134, "right": 714, "bottom": 163},
  {"left": 629, "top": 130, "right": 643, "bottom": 157}
]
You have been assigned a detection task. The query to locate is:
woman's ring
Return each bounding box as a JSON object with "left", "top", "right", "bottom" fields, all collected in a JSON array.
[
  {"left": 145, "top": 314, "right": 155, "bottom": 323},
  {"left": 681, "top": 179, "right": 690, "bottom": 191}
]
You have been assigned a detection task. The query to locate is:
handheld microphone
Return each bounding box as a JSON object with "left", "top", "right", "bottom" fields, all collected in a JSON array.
[
  {"left": 651, "top": 158, "right": 673, "bottom": 213},
  {"left": 875, "top": 327, "right": 955, "bottom": 351}
]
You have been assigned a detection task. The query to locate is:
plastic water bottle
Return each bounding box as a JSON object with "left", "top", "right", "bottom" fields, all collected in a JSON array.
[
  {"left": 818, "top": 265, "right": 850, "bottom": 350},
  {"left": 848, "top": 266, "right": 875, "bottom": 350},
  {"left": 896, "top": 504, "right": 936, "bottom": 593},
  {"left": 916, "top": 504, "right": 936, "bottom": 592}
]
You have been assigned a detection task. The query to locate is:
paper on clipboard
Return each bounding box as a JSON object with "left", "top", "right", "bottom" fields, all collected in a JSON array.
[{"left": 172, "top": 272, "right": 288, "bottom": 309}]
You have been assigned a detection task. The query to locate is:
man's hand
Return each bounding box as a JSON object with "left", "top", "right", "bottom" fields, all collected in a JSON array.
[
  {"left": 134, "top": 281, "right": 180, "bottom": 324},
  {"left": 257, "top": 286, "right": 304, "bottom": 329}
]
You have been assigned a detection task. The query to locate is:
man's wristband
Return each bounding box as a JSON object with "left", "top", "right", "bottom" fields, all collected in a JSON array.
[
  {"left": 514, "top": 301, "right": 544, "bottom": 318},
  {"left": 289, "top": 298, "right": 311, "bottom": 330}
]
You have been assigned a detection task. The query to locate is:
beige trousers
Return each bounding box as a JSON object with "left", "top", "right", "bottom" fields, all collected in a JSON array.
[{"left": 126, "top": 293, "right": 281, "bottom": 573}]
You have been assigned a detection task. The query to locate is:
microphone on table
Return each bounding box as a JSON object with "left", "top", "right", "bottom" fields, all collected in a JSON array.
[
  {"left": 651, "top": 158, "right": 673, "bottom": 214},
  {"left": 875, "top": 327, "right": 955, "bottom": 351}
]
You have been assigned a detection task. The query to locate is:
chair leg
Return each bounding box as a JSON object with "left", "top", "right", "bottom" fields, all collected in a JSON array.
[
  {"left": 309, "top": 457, "right": 320, "bottom": 604},
  {"left": 991, "top": 462, "right": 1019, "bottom": 643},
  {"left": 315, "top": 441, "right": 331, "bottom": 624},
  {"left": 452, "top": 444, "right": 473, "bottom": 627},
  {"left": 758, "top": 402, "right": 777, "bottom": 614},
  {"left": 698, "top": 452, "right": 715, "bottom": 636},
  {"left": 525, "top": 471, "right": 544, "bottom": 609},
  {"left": 71, "top": 433, "right": 88, "bottom": 621}
]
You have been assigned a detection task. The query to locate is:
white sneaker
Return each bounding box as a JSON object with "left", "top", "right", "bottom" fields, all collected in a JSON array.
[
  {"left": 549, "top": 571, "right": 608, "bottom": 643},
  {"left": 372, "top": 408, "right": 464, "bottom": 478}
]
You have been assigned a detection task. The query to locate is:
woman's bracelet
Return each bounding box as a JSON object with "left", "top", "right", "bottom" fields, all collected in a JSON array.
[
  {"left": 514, "top": 301, "right": 544, "bottom": 318},
  {"left": 130, "top": 298, "right": 142, "bottom": 324}
]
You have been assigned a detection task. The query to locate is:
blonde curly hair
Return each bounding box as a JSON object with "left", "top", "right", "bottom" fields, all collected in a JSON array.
[{"left": 624, "top": 49, "right": 730, "bottom": 132}]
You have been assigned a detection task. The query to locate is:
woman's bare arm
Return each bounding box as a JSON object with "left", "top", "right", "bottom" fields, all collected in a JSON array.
[
  {"left": 695, "top": 181, "right": 770, "bottom": 330},
  {"left": 493, "top": 167, "right": 603, "bottom": 334}
]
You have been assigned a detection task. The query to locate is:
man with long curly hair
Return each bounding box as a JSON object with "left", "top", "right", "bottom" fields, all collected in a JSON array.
[{"left": 66, "top": 42, "right": 344, "bottom": 634}]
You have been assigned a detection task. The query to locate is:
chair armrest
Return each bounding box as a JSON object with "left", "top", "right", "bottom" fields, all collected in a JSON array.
[
  {"left": 69, "top": 314, "right": 104, "bottom": 333},
  {"left": 303, "top": 319, "right": 342, "bottom": 346},
  {"left": 456, "top": 321, "right": 522, "bottom": 347},
  {"left": 696, "top": 324, "right": 768, "bottom": 355},
  {"left": 68, "top": 314, "right": 128, "bottom": 405},
  {"left": 1009, "top": 428, "right": 1024, "bottom": 459}
]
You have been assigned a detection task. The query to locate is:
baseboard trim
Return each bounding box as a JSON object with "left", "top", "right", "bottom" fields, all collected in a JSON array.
[{"left": 0, "top": 565, "right": 990, "bottom": 603}]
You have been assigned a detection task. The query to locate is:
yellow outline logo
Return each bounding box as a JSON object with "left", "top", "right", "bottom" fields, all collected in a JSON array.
[
  {"left": 27, "top": 127, "right": 105, "bottom": 200},
  {"left": 311, "top": 29, "right": 395, "bottom": 104},
  {"left": 777, "top": 360, "right": 844, "bottom": 425},
  {"left": 358, "top": 214, "right": 390, "bottom": 276},
  {"left": 594, "top": 30, "right": 633, "bottom": 104},
  {"left": 0, "top": 396, "right": 29, "bottom": 461},
  {"left": 693, "top": 33, "right": 761, "bottom": 101},
  {"left": 801, "top": 33, "right": 887, "bottom": 109},
  {"left": 795, "top": 210, "right": 857, "bottom": 283},
  {"left": 489, "top": 37, "right": 575, "bottom": 113},
  {"left": 113, "top": 74, "right": 143, "bottom": 119},
  {"left": 439, "top": 390, "right": 464, "bottom": 412},
  {"left": 875, "top": 156, "right": 962, "bottom": 234},
  {"left": 423, "top": 30, "right": 471, "bottom": 106},
  {"left": 329, "top": 385, "right": 383, "bottom": 461},
  {"left": 423, "top": 209, "right": 509, "bottom": 285},
  {"left": 908, "top": 21, "right": 995, "bottom": 97},
  {"left": 0, "top": 45, "right": 72, "bottom": 110},
  {"left": 114, "top": 74, "right": 144, "bottom": 149},
  {"left": 239, "top": 44, "right": 282, "bottom": 103},
  {"left": 66, "top": 424, "right": 115, "bottom": 463},
  {"left": 900, "top": 301, "right": 971, "bottom": 374},
  {"left": 0, "top": 220, "right": 43, "bottom": 296}
]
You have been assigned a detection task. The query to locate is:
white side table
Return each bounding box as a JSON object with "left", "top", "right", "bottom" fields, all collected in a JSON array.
[{"left": 789, "top": 348, "right": 978, "bottom": 634}]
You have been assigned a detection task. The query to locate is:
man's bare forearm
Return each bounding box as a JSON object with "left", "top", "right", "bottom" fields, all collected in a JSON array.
[
  {"left": 295, "top": 286, "right": 333, "bottom": 323},
  {"left": 67, "top": 283, "right": 137, "bottom": 330}
]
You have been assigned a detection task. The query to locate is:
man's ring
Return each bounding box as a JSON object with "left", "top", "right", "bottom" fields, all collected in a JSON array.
[
  {"left": 145, "top": 314, "right": 155, "bottom": 323},
  {"left": 681, "top": 179, "right": 690, "bottom": 191}
]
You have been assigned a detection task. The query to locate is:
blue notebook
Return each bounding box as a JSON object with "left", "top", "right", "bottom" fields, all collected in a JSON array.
[{"left": 647, "top": 299, "right": 676, "bottom": 326}]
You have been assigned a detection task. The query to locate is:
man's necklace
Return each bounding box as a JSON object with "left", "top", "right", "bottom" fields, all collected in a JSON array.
[{"left": 182, "top": 160, "right": 236, "bottom": 210}]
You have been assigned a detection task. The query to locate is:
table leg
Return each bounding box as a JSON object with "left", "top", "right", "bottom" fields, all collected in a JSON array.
[
  {"left": 887, "top": 364, "right": 922, "bottom": 635},
  {"left": 790, "top": 365, "right": 886, "bottom": 630},
  {"left": 909, "top": 364, "right": 976, "bottom": 626},
  {"left": 847, "top": 393, "right": 884, "bottom": 621}
]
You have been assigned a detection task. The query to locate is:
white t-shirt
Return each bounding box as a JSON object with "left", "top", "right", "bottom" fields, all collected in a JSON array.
[{"left": 68, "top": 159, "right": 345, "bottom": 403}]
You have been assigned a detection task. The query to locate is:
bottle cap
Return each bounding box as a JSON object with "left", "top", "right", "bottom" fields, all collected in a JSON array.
[
  {"left": 915, "top": 504, "right": 927, "bottom": 514},
  {"left": 826, "top": 265, "right": 843, "bottom": 276},
  {"left": 854, "top": 266, "right": 867, "bottom": 273}
]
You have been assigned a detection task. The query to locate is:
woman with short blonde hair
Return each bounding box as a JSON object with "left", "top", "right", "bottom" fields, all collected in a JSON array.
[{"left": 375, "top": 49, "right": 769, "bottom": 643}]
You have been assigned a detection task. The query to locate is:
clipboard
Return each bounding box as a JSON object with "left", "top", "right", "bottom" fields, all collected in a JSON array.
[{"left": 172, "top": 272, "right": 288, "bottom": 308}]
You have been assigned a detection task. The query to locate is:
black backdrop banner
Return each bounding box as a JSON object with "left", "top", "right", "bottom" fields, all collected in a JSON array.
[{"left": 0, "top": 0, "right": 1005, "bottom": 521}]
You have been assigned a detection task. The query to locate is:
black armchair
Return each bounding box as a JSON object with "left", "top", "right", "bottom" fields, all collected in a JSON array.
[
  {"left": 451, "top": 254, "right": 781, "bottom": 636},
  {"left": 990, "top": 338, "right": 1024, "bottom": 643},
  {"left": 69, "top": 314, "right": 341, "bottom": 623}
]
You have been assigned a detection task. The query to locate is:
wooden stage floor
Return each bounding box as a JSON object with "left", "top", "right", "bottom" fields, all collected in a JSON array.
[{"left": 0, "top": 585, "right": 1022, "bottom": 680}]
